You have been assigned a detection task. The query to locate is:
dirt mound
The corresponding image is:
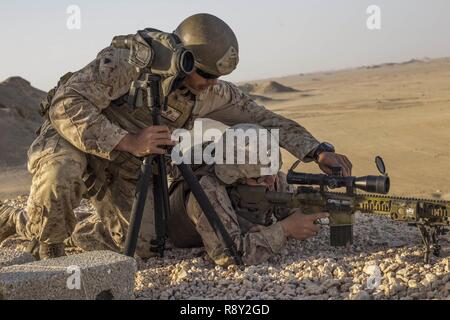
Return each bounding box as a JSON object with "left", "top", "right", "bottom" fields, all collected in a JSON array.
[
  {"left": 238, "top": 83, "right": 274, "bottom": 102},
  {"left": 256, "top": 81, "right": 298, "bottom": 94},
  {"left": 239, "top": 81, "right": 298, "bottom": 94},
  {"left": 0, "top": 77, "right": 46, "bottom": 166},
  {"left": 238, "top": 83, "right": 257, "bottom": 93},
  {"left": 238, "top": 81, "right": 295, "bottom": 100}
]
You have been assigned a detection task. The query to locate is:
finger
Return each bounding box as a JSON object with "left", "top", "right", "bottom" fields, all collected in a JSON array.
[
  {"left": 154, "top": 138, "right": 177, "bottom": 146},
  {"left": 149, "top": 147, "right": 167, "bottom": 155},
  {"left": 340, "top": 156, "right": 352, "bottom": 176},
  {"left": 338, "top": 158, "right": 351, "bottom": 177},
  {"left": 343, "top": 155, "right": 353, "bottom": 170},
  {"left": 148, "top": 125, "right": 170, "bottom": 133},
  {"left": 320, "top": 164, "right": 332, "bottom": 175},
  {"left": 343, "top": 157, "right": 353, "bottom": 176},
  {"left": 149, "top": 132, "right": 173, "bottom": 140}
]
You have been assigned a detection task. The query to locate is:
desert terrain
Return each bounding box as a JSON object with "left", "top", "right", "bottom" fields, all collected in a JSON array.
[
  {"left": 1, "top": 57, "right": 449, "bottom": 200},
  {"left": 0, "top": 58, "right": 449, "bottom": 300},
  {"left": 0, "top": 77, "right": 45, "bottom": 200},
  {"left": 242, "top": 58, "right": 450, "bottom": 200}
]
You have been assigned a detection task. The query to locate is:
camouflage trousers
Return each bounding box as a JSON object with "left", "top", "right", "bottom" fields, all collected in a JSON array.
[
  {"left": 184, "top": 173, "right": 290, "bottom": 267},
  {"left": 11, "top": 123, "right": 158, "bottom": 258}
]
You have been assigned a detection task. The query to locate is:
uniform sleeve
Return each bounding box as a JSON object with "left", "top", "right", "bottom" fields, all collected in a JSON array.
[
  {"left": 186, "top": 176, "right": 287, "bottom": 266},
  {"left": 48, "top": 46, "right": 140, "bottom": 160},
  {"left": 196, "top": 81, "right": 320, "bottom": 161}
]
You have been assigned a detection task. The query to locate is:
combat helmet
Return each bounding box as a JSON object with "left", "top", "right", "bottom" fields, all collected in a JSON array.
[
  {"left": 214, "top": 124, "right": 282, "bottom": 185},
  {"left": 174, "top": 13, "right": 239, "bottom": 77}
]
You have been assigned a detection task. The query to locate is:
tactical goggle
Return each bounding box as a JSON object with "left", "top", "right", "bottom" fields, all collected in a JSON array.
[{"left": 196, "top": 68, "right": 219, "bottom": 80}]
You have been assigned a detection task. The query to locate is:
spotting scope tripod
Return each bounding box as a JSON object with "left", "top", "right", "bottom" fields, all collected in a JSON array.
[{"left": 122, "top": 74, "right": 243, "bottom": 266}]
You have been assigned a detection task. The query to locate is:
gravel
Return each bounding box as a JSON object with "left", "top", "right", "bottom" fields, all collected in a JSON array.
[{"left": 2, "top": 196, "right": 449, "bottom": 300}]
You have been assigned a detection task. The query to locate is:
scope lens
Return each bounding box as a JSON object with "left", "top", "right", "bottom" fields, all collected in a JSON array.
[
  {"left": 355, "top": 175, "right": 390, "bottom": 194},
  {"left": 180, "top": 50, "right": 195, "bottom": 75}
]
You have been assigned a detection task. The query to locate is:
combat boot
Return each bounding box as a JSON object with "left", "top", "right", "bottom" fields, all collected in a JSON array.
[
  {"left": 0, "top": 201, "right": 17, "bottom": 243},
  {"left": 25, "top": 238, "right": 40, "bottom": 259},
  {"left": 38, "top": 242, "right": 66, "bottom": 260}
]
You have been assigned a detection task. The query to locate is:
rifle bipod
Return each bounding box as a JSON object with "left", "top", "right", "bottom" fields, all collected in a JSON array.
[{"left": 417, "top": 225, "right": 445, "bottom": 264}]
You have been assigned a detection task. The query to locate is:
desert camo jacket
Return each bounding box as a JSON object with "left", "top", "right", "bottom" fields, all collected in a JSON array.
[{"left": 47, "top": 45, "right": 320, "bottom": 163}]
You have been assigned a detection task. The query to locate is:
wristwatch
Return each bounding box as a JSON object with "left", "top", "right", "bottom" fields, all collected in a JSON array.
[{"left": 305, "top": 142, "right": 335, "bottom": 162}]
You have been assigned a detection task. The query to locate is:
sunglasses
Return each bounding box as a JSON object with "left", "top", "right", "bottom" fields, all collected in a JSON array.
[{"left": 196, "top": 68, "right": 219, "bottom": 80}]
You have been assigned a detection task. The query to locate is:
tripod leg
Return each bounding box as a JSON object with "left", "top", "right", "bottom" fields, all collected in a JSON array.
[
  {"left": 150, "top": 155, "right": 169, "bottom": 257},
  {"left": 177, "top": 163, "right": 243, "bottom": 266},
  {"left": 124, "top": 156, "right": 153, "bottom": 257},
  {"left": 158, "top": 155, "right": 170, "bottom": 235}
]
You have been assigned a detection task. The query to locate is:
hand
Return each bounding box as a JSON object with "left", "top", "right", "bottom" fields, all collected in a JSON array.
[
  {"left": 317, "top": 152, "right": 353, "bottom": 176},
  {"left": 280, "top": 211, "right": 329, "bottom": 240},
  {"left": 116, "top": 125, "right": 177, "bottom": 157}
]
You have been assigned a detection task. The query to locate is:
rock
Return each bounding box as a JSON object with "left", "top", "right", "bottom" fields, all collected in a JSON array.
[
  {"left": 409, "top": 292, "right": 421, "bottom": 299},
  {"left": 304, "top": 284, "right": 322, "bottom": 295},
  {"left": 352, "top": 290, "right": 371, "bottom": 300},
  {"left": 444, "top": 282, "right": 450, "bottom": 293},
  {"left": 397, "top": 268, "right": 408, "bottom": 276},
  {"left": 173, "top": 269, "right": 188, "bottom": 282},
  {"left": 384, "top": 263, "right": 400, "bottom": 273},
  {"left": 425, "top": 273, "right": 437, "bottom": 283},
  {"left": 0, "top": 251, "right": 136, "bottom": 300},
  {"left": 389, "top": 280, "right": 405, "bottom": 295},
  {"left": 0, "top": 249, "right": 35, "bottom": 270},
  {"left": 363, "top": 264, "right": 380, "bottom": 275},
  {"left": 408, "top": 280, "right": 418, "bottom": 289},
  {"left": 421, "top": 279, "right": 431, "bottom": 287},
  {"left": 2, "top": 206, "right": 447, "bottom": 300}
]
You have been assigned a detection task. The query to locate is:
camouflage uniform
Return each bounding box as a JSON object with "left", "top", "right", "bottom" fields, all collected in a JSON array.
[
  {"left": 168, "top": 123, "right": 292, "bottom": 266},
  {"left": 0, "top": 45, "right": 319, "bottom": 258},
  {"left": 184, "top": 171, "right": 293, "bottom": 266}
]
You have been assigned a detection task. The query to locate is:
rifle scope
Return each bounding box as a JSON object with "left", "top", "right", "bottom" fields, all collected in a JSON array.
[{"left": 286, "top": 172, "right": 390, "bottom": 194}]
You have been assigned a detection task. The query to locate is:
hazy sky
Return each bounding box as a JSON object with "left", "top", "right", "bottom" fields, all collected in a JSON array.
[{"left": 1, "top": 0, "right": 450, "bottom": 91}]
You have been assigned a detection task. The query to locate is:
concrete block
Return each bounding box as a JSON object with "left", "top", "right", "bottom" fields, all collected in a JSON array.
[
  {"left": 0, "top": 250, "right": 137, "bottom": 300},
  {"left": 0, "top": 249, "right": 35, "bottom": 270}
]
